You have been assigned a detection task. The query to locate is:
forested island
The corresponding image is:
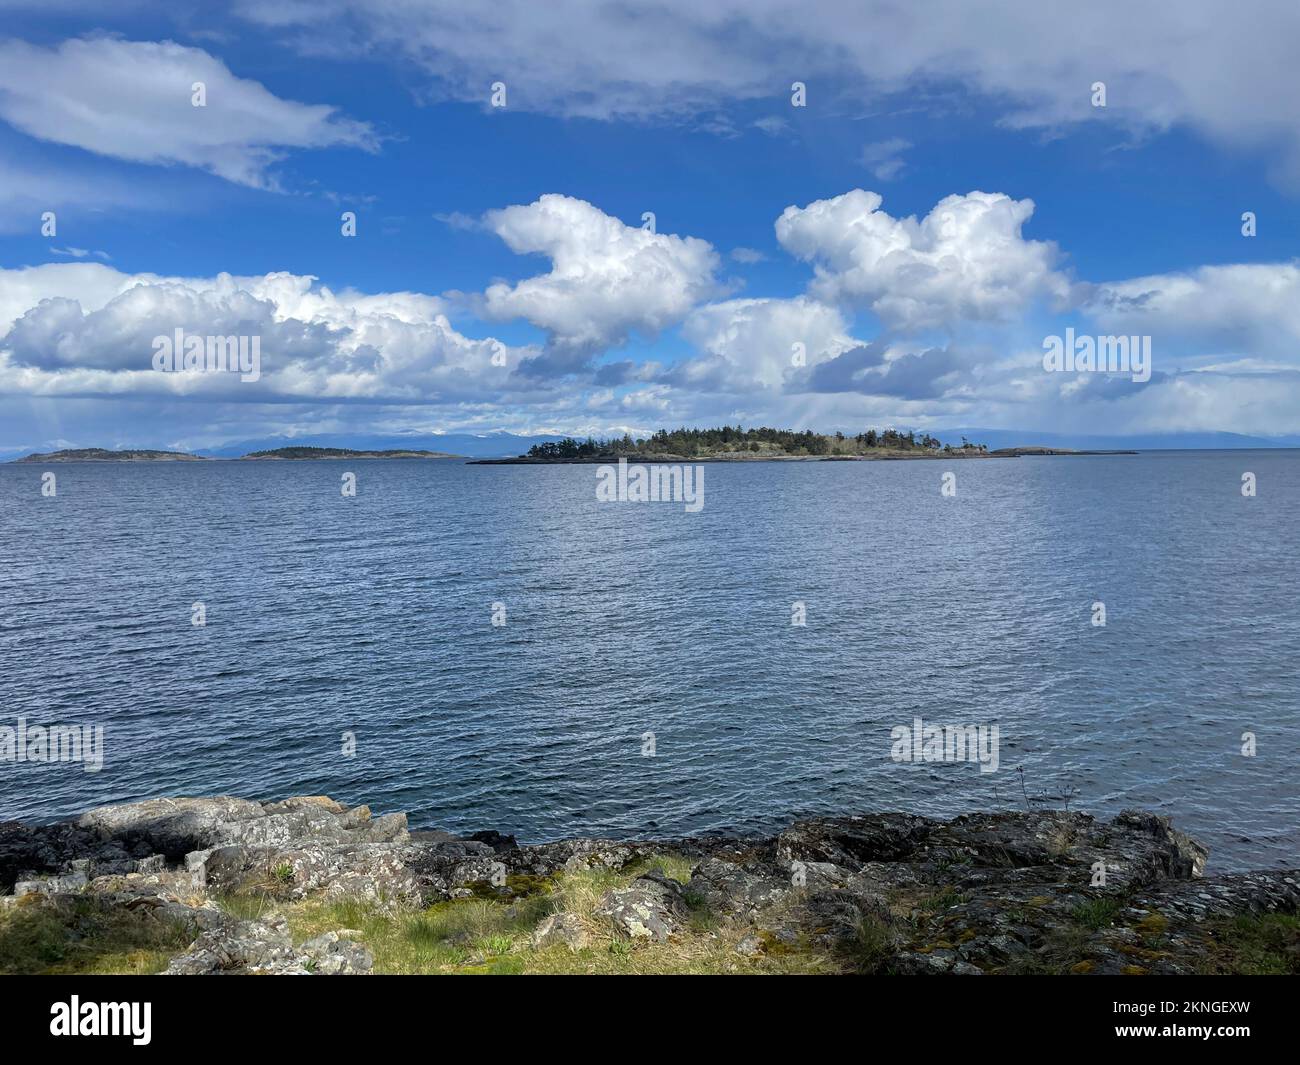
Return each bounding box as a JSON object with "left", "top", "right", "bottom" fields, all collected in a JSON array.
[
  {"left": 471, "top": 426, "right": 1137, "bottom": 464},
  {"left": 477, "top": 426, "right": 997, "bottom": 463},
  {"left": 240, "top": 447, "right": 458, "bottom": 460}
]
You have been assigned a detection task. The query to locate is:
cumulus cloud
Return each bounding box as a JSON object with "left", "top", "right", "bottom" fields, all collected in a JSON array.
[
  {"left": 482, "top": 194, "right": 721, "bottom": 370},
  {"left": 776, "top": 189, "right": 1067, "bottom": 331},
  {"left": 676, "top": 296, "right": 858, "bottom": 391},
  {"left": 1083, "top": 262, "right": 1300, "bottom": 362},
  {"left": 5, "top": 284, "right": 336, "bottom": 373},
  {"left": 0, "top": 37, "right": 378, "bottom": 189},
  {"left": 7, "top": 193, "right": 1300, "bottom": 445},
  {"left": 0, "top": 266, "right": 532, "bottom": 401},
  {"left": 805, "top": 341, "right": 967, "bottom": 399}
]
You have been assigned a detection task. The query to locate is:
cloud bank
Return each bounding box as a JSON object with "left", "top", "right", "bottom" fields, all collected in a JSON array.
[{"left": 3, "top": 190, "right": 1299, "bottom": 448}]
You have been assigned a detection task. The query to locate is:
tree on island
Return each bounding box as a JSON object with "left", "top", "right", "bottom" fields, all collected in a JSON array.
[{"left": 524, "top": 426, "right": 985, "bottom": 459}]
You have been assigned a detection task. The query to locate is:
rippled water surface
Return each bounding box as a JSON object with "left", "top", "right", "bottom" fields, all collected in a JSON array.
[{"left": 1, "top": 452, "right": 1297, "bottom": 872}]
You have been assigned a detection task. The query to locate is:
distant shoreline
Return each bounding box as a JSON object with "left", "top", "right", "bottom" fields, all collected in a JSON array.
[
  {"left": 470, "top": 447, "right": 1139, "bottom": 465},
  {"left": 10, "top": 445, "right": 1139, "bottom": 464},
  {"left": 11, "top": 447, "right": 462, "bottom": 463}
]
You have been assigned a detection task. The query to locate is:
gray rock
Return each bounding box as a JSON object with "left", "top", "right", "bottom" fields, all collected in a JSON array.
[
  {"left": 532, "top": 912, "right": 589, "bottom": 952},
  {"left": 76, "top": 795, "right": 408, "bottom": 858},
  {"left": 410, "top": 829, "right": 461, "bottom": 844},
  {"left": 687, "top": 857, "right": 790, "bottom": 921},
  {"left": 5, "top": 794, "right": 1294, "bottom": 978},
  {"left": 776, "top": 813, "right": 932, "bottom": 867},
  {"left": 299, "top": 931, "right": 374, "bottom": 975},
  {"left": 164, "top": 916, "right": 373, "bottom": 975},
  {"left": 79, "top": 797, "right": 266, "bottom": 857},
  {"left": 595, "top": 872, "right": 687, "bottom": 942},
  {"left": 14, "top": 870, "right": 87, "bottom": 896}
]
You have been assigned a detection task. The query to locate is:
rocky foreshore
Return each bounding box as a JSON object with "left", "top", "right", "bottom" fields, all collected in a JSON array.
[{"left": 2, "top": 797, "right": 1296, "bottom": 975}]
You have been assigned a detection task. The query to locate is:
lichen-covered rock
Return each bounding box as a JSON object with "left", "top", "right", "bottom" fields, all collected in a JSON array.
[
  {"left": 298, "top": 931, "right": 374, "bottom": 975},
  {"left": 510, "top": 838, "right": 649, "bottom": 877},
  {"left": 776, "top": 813, "right": 932, "bottom": 867},
  {"left": 196, "top": 842, "right": 425, "bottom": 905},
  {"left": 688, "top": 857, "right": 790, "bottom": 921},
  {"left": 595, "top": 872, "right": 687, "bottom": 942},
  {"left": 1130, "top": 869, "right": 1300, "bottom": 921},
  {"left": 3, "top": 796, "right": 1294, "bottom": 976},
  {"left": 532, "top": 912, "right": 589, "bottom": 952},
  {"left": 1, "top": 818, "right": 141, "bottom": 892},
  {"left": 78, "top": 797, "right": 266, "bottom": 856},
  {"left": 163, "top": 915, "right": 372, "bottom": 975},
  {"left": 76, "top": 796, "right": 408, "bottom": 858},
  {"left": 13, "top": 870, "right": 88, "bottom": 897}
]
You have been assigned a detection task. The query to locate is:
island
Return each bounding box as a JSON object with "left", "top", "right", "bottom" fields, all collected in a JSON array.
[
  {"left": 8, "top": 436, "right": 1135, "bottom": 465},
  {"left": 990, "top": 446, "right": 1139, "bottom": 457},
  {"left": 13, "top": 448, "right": 207, "bottom": 462},
  {"left": 239, "top": 447, "right": 460, "bottom": 460},
  {"left": 471, "top": 426, "right": 1136, "bottom": 464},
  {"left": 10, "top": 446, "right": 462, "bottom": 462}
]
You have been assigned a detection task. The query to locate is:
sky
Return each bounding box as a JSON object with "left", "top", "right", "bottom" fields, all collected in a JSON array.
[{"left": 1, "top": 0, "right": 1299, "bottom": 455}]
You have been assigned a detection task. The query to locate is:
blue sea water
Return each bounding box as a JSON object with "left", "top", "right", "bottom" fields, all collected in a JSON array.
[{"left": 1, "top": 451, "right": 1297, "bottom": 872}]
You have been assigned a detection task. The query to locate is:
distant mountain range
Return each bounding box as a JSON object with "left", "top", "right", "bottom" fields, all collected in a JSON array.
[{"left": 193, "top": 431, "right": 562, "bottom": 459}]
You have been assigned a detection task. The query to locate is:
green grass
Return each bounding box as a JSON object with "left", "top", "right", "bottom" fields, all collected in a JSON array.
[
  {"left": 0, "top": 897, "right": 195, "bottom": 975},
  {"left": 4, "top": 847, "right": 822, "bottom": 976},
  {"left": 270, "top": 854, "right": 837, "bottom": 975},
  {"left": 1005, "top": 908, "right": 1300, "bottom": 975},
  {"left": 28, "top": 849, "right": 1291, "bottom": 977},
  {"left": 848, "top": 914, "right": 895, "bottom": 973},
  {"left": 215, "top": 892, "right": 279, "bottom": 922},
  {"left": 1194, "top": 914, "right": 1300, "bottom": 975},
  {"left": 628, "top": 853, "right": 696, "bottom": 884},
  {"left": 919, "top": 887, "right": 968, "bottom": 912},
  {"left": 1071, "top": 897, "right": 1123, "bottom": 930}
]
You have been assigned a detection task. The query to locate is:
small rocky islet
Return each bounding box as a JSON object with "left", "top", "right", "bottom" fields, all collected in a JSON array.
[{"left": 2, "top": 796, "right": 1296, "bottom": 975}]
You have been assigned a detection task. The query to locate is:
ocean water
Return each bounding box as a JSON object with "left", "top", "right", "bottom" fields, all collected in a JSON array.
[{"left": 1, "top": 451, "right": 1297, "bottom": 872}]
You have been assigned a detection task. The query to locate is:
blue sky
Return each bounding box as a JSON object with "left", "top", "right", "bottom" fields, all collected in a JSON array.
[{"left": 1, "top": 1, "right": 1299, "bottom": 454}]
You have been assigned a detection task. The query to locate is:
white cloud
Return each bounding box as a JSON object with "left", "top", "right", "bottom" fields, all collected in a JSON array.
[
  {"left": 0, "top": 263, "right": 147, "bottom": 334},
  {"left": 0, "top": 157, "right": 154, "bottom": 232},
  {"left": 50, "top": 247, "right": 111, "bottom": 260},
  {"left": 0, "top": 265, "right": 533, "bottom": 401},
  {"left": 1084, "top": 262, "right": 1300, "bottom": 362},
  {"left": 678, "top": 296, "right": 858, "bottom": 391},
  {"left": 0, "top": 37, "right": 377, "bottom": 189},
  {"left": 7, "top": 196, "right": 1300, "bottom": 444},
  {"left": 482, "top": 194, "right": 721, "bottom": 366},
  {"left": 776, "top": 189, "right": 1067, "bottom": 331},
  {"left": 433, "top": 210, "right": 480, "bottom": 231},
  {"left": 234, "top": 0, "right": 1300, "bottom": 186},
  {"left": 860, "top": 138, "right": 911, "bottom": 181}
]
